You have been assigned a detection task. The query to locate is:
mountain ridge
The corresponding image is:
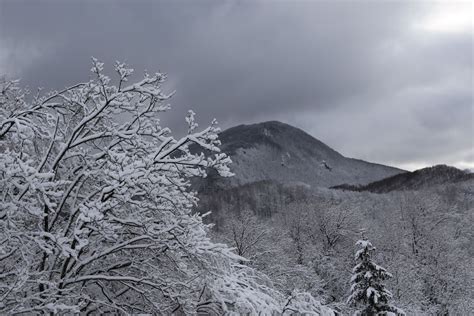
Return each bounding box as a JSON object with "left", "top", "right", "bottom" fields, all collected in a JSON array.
[
  {"left": 200, "top": 120, "right": 405, "bottom": 189},
  {"left": 330, "top": 164, "right": 473, "bottom": 193}
]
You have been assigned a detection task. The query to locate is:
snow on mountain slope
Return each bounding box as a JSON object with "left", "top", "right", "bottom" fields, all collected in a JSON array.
[
  {"left": 207, "top": 121, "right": 404, "bottom": 188},
  {"left": 331, "top": 164, "right": 474, "bottom": 193}
]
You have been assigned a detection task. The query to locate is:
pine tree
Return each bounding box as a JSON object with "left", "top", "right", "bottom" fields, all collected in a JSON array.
[{"left": 347, "top": 239, "right": 405, "bottom": 316}]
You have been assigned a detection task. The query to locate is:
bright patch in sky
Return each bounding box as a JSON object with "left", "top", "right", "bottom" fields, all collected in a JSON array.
[{"left": 416, "top": 2, "right": 473, "bottom": 33}]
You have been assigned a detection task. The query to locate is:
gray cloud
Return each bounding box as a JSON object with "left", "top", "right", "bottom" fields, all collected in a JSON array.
[{"left": 0, "top": 0, "right": 472, "bottom": 170}]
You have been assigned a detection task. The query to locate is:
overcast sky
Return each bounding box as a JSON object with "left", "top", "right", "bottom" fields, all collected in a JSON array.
[{"left": 0, "top": 0, "right": 472, "bottom": 170}]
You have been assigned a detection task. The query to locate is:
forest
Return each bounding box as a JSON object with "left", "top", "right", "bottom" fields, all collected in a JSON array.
[{"left": 1, "top": 60, "right": 472, "bottom": 315}]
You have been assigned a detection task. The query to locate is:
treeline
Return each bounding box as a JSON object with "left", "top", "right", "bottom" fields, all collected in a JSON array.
[{"left": 205, "top": 179, "right": 474, "bottom": 314}]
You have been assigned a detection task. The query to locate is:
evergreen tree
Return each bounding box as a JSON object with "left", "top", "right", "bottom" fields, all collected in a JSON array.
[{"left": 347, "top": 239, "right": 405, "bottom": 315}]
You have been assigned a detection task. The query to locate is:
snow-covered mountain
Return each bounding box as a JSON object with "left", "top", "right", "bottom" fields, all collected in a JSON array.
[
  {"left": 331, "top": 164, "right": 474, "bottom": 193},
  {"left": 204, "top": 121, "right": 404, "bottom": 189},
  {"left": 193, "top": 121, "right": 473, "bottom": 315}
]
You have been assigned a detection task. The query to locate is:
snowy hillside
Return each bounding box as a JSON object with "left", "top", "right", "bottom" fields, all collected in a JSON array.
[
  {"left": 204, "top": 121, "right": 404, "bottom": 189},
  {"left": 331, "top": 164, "right": 474, "bottom": 193}
]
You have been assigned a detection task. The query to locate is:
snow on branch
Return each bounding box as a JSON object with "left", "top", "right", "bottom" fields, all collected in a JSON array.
[
  {"left": 348, "top": 239, "right": 405, "bottom": 316},
  {"left": 0, "top": 60, "right": 281, "bottom": 314}
]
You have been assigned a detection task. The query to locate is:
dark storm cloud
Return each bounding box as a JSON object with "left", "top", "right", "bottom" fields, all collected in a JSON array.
[{"left": 0, "top": 0, "right": 472, "bottom": 170}]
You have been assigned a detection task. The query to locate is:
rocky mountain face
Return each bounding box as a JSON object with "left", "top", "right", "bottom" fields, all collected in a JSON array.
[
  {"left": 202, "top": 121, "right": 404, "bottom": 189},
  {"left": 331, "top": 164, "right": 474, "bottom": 193}
]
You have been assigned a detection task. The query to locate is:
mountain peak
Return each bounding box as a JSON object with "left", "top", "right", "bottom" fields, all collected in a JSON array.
[
  {"left": 222, "top": 120, "right": 305, "bottom": 138},
  {"left": 220, "top": 120, "right": 339, "bottom": 156},
  {"left": 211, "top": 120, "right": 403, "bottom": 188}
]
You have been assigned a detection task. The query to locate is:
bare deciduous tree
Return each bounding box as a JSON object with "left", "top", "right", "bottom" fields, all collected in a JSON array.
[{"left": 0, "top": 60, "right": 287, "bottom": 314}]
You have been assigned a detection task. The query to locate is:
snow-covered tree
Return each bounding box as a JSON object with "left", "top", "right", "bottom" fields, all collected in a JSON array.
[
  {"left": 0, "top": 60, "right": 290, "bottom": 314},
  {"left": 283, "top": 290, "right": 335, "bottom": 316},
  {"left": 347, "top": 239, "right": 404, "bottom": 316},
  {"left": 221, "top": 209, "right": 274, "bottom": 260}
]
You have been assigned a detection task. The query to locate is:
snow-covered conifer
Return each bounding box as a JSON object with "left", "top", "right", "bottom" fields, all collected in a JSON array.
[{"left": 347, "top": 239, "right": 405, "bottom": 316}]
